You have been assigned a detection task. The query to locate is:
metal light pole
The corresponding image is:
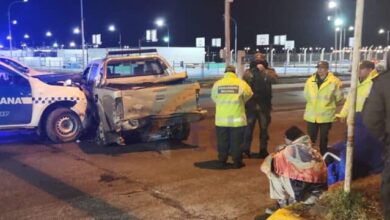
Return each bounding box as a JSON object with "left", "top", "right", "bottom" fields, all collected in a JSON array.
[
  {"left": 7, "top": 0, "right": 28, "bottom": 57},
  {"left": 230, "top": 17, "right": 238, "bottom": 64},
  {"left": 80, "top": 0, "right": 86, "bottom": 68},
  {"left": 224, "top": 0, "right": 233, "bottom": 65},
  {"left": 344, "top": 0, "right": 365, "bottom": 193}
]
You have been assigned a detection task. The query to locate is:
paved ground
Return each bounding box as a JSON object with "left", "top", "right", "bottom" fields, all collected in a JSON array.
[{"left": 0, "top": 105, "right": 346, "bottom": 219}]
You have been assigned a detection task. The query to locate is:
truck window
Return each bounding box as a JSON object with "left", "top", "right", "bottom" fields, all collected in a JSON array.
[
  {"left": 0, "top": 66, "right": 28, "bottom": 87},
  {"left": 88, "top": 64, "right": 100, "bottom": 84},
  {"left": 107, "top": 59, "right": 165, "bottom": 79}
]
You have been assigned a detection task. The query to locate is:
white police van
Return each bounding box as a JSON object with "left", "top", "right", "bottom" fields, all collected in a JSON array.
[{"left": 0, "top": 61, "right": 87, "bottom": 143}]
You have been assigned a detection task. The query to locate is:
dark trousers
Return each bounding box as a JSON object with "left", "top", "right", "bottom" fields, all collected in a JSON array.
[
  {"left": 382, "top": 159, "right": 390, "bottom": 219},
  {"left": 242, "top": 110, "right": 271, "bottom": 153},
  {"left": 216, "top": 126, "right": 245, "bottom": 165},
  {"left": 307, "top": 122, "right": 332, "bottom": 155}
]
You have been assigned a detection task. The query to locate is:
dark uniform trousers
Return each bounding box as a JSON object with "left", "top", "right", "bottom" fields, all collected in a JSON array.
[
  {"left": 216, "top": 126, "right": 245, "bottom": 165},
  {"left": 383, "top": 158, "right": 390, "bottom": 220},
  {"left": 307, "top": 122, "right": 332, "bottom": 155},
  {"left": 242, "top": 110, "right": 271, "bottom": 153}
]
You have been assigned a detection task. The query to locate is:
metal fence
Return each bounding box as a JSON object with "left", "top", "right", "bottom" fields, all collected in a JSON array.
[{"left": 2, "top": 48, "right": 388, "bottom": 78}]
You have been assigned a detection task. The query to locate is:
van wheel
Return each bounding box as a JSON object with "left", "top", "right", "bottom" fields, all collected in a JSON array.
[
  {"left": 45, "top": 108, "right": 82, "bottom": 143},
  {"left": 171, "top": 123, "right": 190, "bottom": 141}
]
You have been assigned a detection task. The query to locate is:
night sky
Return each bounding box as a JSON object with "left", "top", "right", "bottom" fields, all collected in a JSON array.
[{"left": 1, "top": 0, "right": 389, "bottom": 49}]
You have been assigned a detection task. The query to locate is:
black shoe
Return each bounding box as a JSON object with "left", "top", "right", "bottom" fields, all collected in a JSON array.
[
  {"left": 242, "top": 150, "right": 251, "bottom": 158},
  {"left": 233, "top": 162, "right": 245, "bottom": 169},
  {"left": 259, "top": 150, "right": 269, "bottom": 159},
  {"left": 217, "top": 161, "right": 228, "bottom": 169}
]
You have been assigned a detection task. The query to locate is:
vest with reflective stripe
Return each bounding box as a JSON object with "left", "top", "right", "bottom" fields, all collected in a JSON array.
[
  {"left": 211, "top": 72, "right": 253, "bottom": 127},
  {"left": 337, "top": 69, "right": 379, "bottom": 119},
  {"left": 304, "top": 72, "right": 343, "bottom": 123}
]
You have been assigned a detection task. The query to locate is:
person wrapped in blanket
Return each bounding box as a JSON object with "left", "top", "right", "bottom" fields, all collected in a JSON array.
[{"left": 260, "top": 126, "right": 328, "bottom": 215}]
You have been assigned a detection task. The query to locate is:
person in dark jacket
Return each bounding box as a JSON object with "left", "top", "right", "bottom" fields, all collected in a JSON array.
[
  {"left": 242, "top": 60, "right": 273, "bottom": 158},
  {"left": 362, "top": 54, "right": 390, "bottom": 220}
]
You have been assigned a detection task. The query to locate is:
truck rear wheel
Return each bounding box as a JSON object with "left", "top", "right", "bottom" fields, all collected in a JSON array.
[
  {"left": 171, "top": 123, "right": 190, "bottom": 141},
  {"left": 45, "top": 108, "right": 82, "bottom": 143}
]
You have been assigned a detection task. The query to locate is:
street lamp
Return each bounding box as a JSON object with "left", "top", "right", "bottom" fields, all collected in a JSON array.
[
  {"left": 108, "top": 24, "right": 122, "bottom": 48},
  {"left": 73, "top": 27, "right": 81, "bottom": 34},
  {"left": 23, "top": 34, "right": 30, "bottom": 39},
  {"left": 348, "top": 26, "right": 354, "bottom": 31},
  {"left": 328, "top": 1, "right": 338, "bottom": 9},
  {"left": 155, "top": 18, "right": 170, "bottom": 47},
  {"left": 46, "top": 31, "right": 53, "bottom": 37},
  {"left": 12, "top": 20, "right": 18, "bottom": 25},
  {"left": 69, "top": 41, "right": 76, "bottom": 48},
  {"left": 53, "top": 42, "right": 59, "bottom": 48},
  {"left": 378, "top": 28, "right": 390, "bottom": 46},
  {"left": 8, "top": 0, "right": 29, "bottom": 56}
]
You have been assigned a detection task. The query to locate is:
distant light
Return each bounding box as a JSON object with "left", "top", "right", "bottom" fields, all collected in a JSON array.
[
  {"left": 6, "top": 35, "right": 11, "bottom": 40},
  {"left": 23, "top": 0, "right": 28, "bottom": 2},
  {"left": 309, "top": 47, "right": 313, "bottom": 51},
  {"left": 24, "top": 34, "right": 30, "bottom": 39},
  {"left": 0, "top": 44, "right": 4, "bottom": 49},
  {"left": 73, "top": 27, "right": 80, "bottom": 34},
  {"left": 327, "top": 16, "right": 332, "bottom": 21},
  {"left": 12, "top": 20, "right": 18, "bottom": 25},
  {"left": 328, "top": 1, "right": 338, "bottom": 9},
  {"left": 334, "top": 18, "right": 343, "bottom": 27},
  {"left": 53, "top": 42, "right": 59, "bottom": 48},
  {"left": 163, "top": 36, "right": 170, "bottom": 43},
  {"left": 330, "top": 47, "right": 334, "bottom": 50},
  {"left": 348, "top": 26, "right": 354, "bottom": 31},
  {"left": 46, "top": 31, "right": 52, "bottom": 37},
  {"left": 108, "top": 25, "right": 116, "bottom": 32},
  {"left": 379, "top": 28, "right": 385, "bottom": 34},
  {"left": 21, "top": 43, "right": 27, "bottom": 47},
  {"left": 335, "top": 27, "right": 341, "bottom": 32},
  {"left": 155, "top": 18, "right": 165, "bottom": 27},
  {"left": 69, "top": 41, "right": 76, "bottom": 48},
  {"left": 379, "top": 46, "right": 383, "bottom": 49}
]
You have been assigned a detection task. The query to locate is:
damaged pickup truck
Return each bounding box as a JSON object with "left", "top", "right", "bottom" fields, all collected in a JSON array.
[{"left": 82, "top": 49, "right": 207, "bottom": 145}]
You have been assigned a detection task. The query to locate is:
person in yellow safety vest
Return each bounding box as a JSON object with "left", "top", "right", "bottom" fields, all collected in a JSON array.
[
  {"left": 304, "top": 61, "right": 343, "bottom": 155},
  {"left": 211, "top": 65, "right": 253, "bottom": 169},
  {"left": 336, "top": 60, "right": 379, "bottom": 122}
]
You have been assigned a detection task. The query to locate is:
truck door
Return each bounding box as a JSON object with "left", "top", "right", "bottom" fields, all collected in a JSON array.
[{"left": 0, "top": 65, "right": 33, "bottom": 125}]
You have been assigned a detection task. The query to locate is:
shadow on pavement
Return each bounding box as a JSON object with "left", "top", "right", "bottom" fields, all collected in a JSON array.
[
  {"left": 193, "top": 160, "right": 240, "bottom": 170},
  {"left": 0, "top": 154, "right": 136, "bottom": 219},
  {"left": 78, "top": 140, "right": 198, "bottom": 156}
]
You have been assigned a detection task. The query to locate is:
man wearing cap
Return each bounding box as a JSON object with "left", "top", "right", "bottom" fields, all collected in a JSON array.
[
  {"left": 211, "top": 65, "right": 253, "bottom": 168},
  {"left": 304, "top": 61, "right": 343, "bottom": 155},
  {"left": 242, "top": 61, "right": 273, "bottom": 158}
]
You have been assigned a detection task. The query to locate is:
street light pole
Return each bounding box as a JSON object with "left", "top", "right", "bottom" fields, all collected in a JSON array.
[
  {"left": 80, "top": 0, "right": 86, "bottom": 68},
  {"left": 344, "top": 0, "right": 365, "bottom": 193},
  {"left": 7, "top": 0, "right": 27, "bottom": 57},
  {"left": 224, "top": 0, "right": 232, "bottom": 65},
  {"left": 230, "top": 17, "right": 238, "bottom": 64}
]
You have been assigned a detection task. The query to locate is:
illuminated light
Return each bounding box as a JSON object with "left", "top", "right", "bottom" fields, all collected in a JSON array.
[
  {"left": 163, "top": 36, "right": 170, "bottom": 43},
  {"left": 379, "top": 28, "right": 385, "bottom": 34},
  {"left": 73, "top": 27, "right": 80, "bottom": 34},
  {"left": 108, "top": 25, "right": 116, "bottom": 32},
  {"left": 328, "top": 1, "right": 337, "bottom": 9},
  {"left": 12, "top": 20, "right": 17, "bottom": 25},
  {"left": 155, "top": 18, "right": 165, "bottom": 27},
  {"left": 24, "top": 34, "right": 30, "bottom": 39},
  {"left": 46, "top": 31, "right": 52, "bottom": 37},
  {"left": 53, "top": 42, "right": 59, "bottom": 48},
  {"left": 334, "top": 18, "right": 344, "bottom": 27},
  {"left": 69, "top": 41, "right": 76, "bottom": 48}
]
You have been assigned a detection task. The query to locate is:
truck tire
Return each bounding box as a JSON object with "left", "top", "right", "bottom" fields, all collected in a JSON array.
[
  {"left": 45, "top": 108, "right": 82, "bottom": 143},
  {"left": 171, "top": 123, "right": 190, "bottom": 141}
]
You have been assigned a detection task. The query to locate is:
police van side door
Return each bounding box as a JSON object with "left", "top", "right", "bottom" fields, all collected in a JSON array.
[{"left": 0, "top": 65, "right": 33, "bottom": 126}]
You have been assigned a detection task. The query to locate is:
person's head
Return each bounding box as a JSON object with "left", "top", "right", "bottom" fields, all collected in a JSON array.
[
  {"left": 225, "top": 65, "right": 236, "bottom": 74},
  {"left": 254, "top": 52, "right": 266, "bottom": 62},
  {"left": 316, "top": 61, "right": 329, "bottom": 78},
  {"left": 284, "top": 126, "right": 305, "bottom": 144},
  {"left": 359, "top": 60, "right": 375, "bottom": 80}
]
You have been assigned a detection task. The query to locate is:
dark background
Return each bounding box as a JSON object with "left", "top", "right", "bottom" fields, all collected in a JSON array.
[{"left": 1, "top": 0, "right": 389, "bottom": 49}]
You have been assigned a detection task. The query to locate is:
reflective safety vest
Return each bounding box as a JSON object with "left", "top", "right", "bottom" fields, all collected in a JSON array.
[
  {"left": 211, "top": 72, "right": 253, "bottom": 127},
  {"left": 304, "top": 72, "right": 343, "bottom": 123},
  {"left": 337, "top": 69, "right": 379, "bottom": 119}
]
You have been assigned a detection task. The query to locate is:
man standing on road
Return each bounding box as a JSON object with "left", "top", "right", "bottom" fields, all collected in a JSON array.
[
  {"left": 363, "top": 55, "right": 390, "bottom": 219},
  {"left": 242, "top": 61, "right": 273, "bottom": 158},
  {"left": 211, "top": 65, "right": 253, "bottom": 169},
  {"left": 304, "top": 61, "right": 343, "bottom": 155}
]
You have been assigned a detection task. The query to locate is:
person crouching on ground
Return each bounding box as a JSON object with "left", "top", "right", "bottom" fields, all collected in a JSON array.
[{"left": 260, "top": 126, "right": 328, "bottom": 214}]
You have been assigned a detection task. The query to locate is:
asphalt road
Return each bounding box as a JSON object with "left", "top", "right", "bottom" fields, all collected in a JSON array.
[{"left": 0, "top": 105, "right": 346, "bottom": 219}]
